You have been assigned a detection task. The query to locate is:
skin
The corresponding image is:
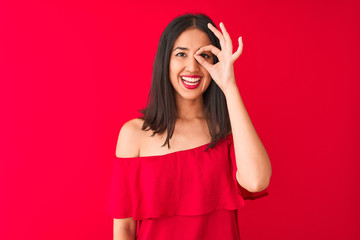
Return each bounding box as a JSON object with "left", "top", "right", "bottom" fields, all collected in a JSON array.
[
  {"left": 169, "top": 27, "right": 214, "bottom": 119},
  {"left": 113, "top": 22, "right": 272, "bottom": 240},
  {"left": 194, "top": 22, "right": 272, "bottom": 192}
]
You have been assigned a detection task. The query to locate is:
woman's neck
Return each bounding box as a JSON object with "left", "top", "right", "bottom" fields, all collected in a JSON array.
[{"left": 175, "top": 96, "right": 205, "bottom": 121}]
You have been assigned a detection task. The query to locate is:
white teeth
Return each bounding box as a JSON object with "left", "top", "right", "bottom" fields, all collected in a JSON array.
[
  {"left": 183, "top": 80, "right": 199, "bottom": 85},
  {"left": 181, "top": 76, "right": 201, "bottom": 82}
]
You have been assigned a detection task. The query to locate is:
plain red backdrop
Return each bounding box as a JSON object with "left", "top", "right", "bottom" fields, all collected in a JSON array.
[{"left": 0, "top": 0, "right": 359, "bottom": 239}]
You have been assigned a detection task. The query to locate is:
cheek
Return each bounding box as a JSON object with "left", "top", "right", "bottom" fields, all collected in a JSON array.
[
  {"left": 169, "top": 61, "right": 180, "bottom": 84},
  {"left": 169, "top": 61, "right": 179, "bottom": 75}
]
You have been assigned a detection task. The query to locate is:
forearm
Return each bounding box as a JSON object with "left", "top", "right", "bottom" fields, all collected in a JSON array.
[{"left": 224, "top": 80, "right": 272, "bottom": 192}]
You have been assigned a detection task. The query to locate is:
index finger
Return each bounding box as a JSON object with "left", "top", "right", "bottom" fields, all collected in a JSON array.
[
  {"left": 196, "top": 44, "right": 223, "bottom": 62},
  {"left": 196, "top": 44, "right": 221, "bottom": 56}
]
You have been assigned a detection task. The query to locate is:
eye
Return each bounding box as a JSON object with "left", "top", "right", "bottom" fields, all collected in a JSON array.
[
  {"left": 175, "top": 52, "right": 186, "bottom": 57},
  {"left": 201, "top": 53, "right": 210, "bottom": 59}
]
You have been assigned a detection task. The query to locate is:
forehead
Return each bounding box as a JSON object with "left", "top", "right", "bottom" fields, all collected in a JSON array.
[{"left": 172, "top": 28, "right": 211, "bottom": 49}]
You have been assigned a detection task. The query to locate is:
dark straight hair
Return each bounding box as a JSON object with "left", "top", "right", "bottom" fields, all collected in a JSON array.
[{"left": 138, "top": 13, "right": 231, "bottom": 151}]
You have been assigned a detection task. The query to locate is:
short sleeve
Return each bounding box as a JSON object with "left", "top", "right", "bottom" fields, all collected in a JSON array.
[
  {"left": 228, "top": 135, "right": 269, "bottom": 200},
  {"left": 104, "top": 156, "right": 134, "bottom": 219}
]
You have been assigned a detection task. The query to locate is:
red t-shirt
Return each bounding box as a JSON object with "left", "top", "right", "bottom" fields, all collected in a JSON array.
[{"left": 105, "top": 133, "right": 268, "bottom": 239}]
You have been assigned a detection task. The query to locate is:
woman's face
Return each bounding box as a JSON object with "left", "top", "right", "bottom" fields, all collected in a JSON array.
[{"left": 169, "top": 28, "right": 214, "bottom": 101}]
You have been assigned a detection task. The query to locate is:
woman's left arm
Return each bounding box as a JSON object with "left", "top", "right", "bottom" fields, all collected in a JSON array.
[{"left": 195, "top": 22, "right": 272, "bottom": 192}]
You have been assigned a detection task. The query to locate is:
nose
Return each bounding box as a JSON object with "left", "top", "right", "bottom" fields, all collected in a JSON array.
[{"left": 185, "top": 53, "right": 201, "bottom": 72}]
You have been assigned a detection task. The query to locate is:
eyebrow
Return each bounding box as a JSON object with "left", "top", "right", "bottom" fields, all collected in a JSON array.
[{"left": 172, "top": 46, "right": 202, "bottom": 52}]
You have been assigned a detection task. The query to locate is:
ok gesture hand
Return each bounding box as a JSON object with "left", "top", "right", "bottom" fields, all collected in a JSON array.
[{"left": 194, "top": 22, "right": 243, "bottom": 94}]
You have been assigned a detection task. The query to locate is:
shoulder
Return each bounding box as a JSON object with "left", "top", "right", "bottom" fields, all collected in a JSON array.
[{"left": 115, "top": 118, "right": 144, "bottom": 158}]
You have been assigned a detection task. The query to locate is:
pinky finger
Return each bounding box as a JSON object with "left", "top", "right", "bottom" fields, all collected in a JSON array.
[{"left": 232, "top": 37, "right": 243, "bottom": 61}]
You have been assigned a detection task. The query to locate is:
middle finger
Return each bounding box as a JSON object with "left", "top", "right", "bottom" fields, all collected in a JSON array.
[{"left": 219, "top": 22, "right": 232, "bottom": 47}]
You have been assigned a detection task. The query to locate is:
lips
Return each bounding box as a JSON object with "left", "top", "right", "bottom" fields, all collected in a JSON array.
[{"left": 180, "top": 75, "right": 202, "bottom": 89}]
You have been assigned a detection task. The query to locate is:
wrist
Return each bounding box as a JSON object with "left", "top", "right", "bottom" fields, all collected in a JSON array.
[{"left": 222, "top": 81, "right": 239, "bottom": 98}]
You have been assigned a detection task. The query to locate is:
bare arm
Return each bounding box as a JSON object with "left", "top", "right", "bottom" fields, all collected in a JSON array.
[
  {"left": 113, "top": 119, "right": 142, "bottom": 240},
  {"left": 224, "top": 82, "right": 272, "bottom": 192},
  {"left": 194, "top": 22, "right": 272, "bottom": 192}
]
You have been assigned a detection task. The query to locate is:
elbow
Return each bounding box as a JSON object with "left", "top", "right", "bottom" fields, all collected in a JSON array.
[
  {"left": 252, "top": 178, "right": 270, "bottom": 192},
  {"left": 255, "top": 167, "right": 272, "bottom": 191},
  {"left": 252, "top": 156, "right": 272, "bottom": 192},
  {"left": 243, "top": 179, "right": 270, "bottom": 193},
  {"left": 253, "top": 166, "right": 272, "bottom": 192},
  {"left": 236, "top": 166, "right": 272, "bottom": 193}
]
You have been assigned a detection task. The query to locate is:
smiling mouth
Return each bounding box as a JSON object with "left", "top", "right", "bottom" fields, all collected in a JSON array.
[
  {"left": 180, "top": 76, "right": 202, "bottom": 89},
  {"left": 180, "top": 76, "right": 202, "bottom": 84}
]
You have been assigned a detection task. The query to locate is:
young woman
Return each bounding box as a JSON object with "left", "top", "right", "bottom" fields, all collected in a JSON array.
[{"left": 106, "top": 13, "right": 272, "bottom": 240}]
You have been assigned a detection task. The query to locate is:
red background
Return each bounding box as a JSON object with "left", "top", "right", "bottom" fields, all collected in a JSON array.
[{"left": 1, "top": 0, "right": 359, "bottom": 239}]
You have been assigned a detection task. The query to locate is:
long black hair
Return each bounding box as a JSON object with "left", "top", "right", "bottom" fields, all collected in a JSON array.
[{"left": 138, "top": 13, "right": 231, "bottom": 151}]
